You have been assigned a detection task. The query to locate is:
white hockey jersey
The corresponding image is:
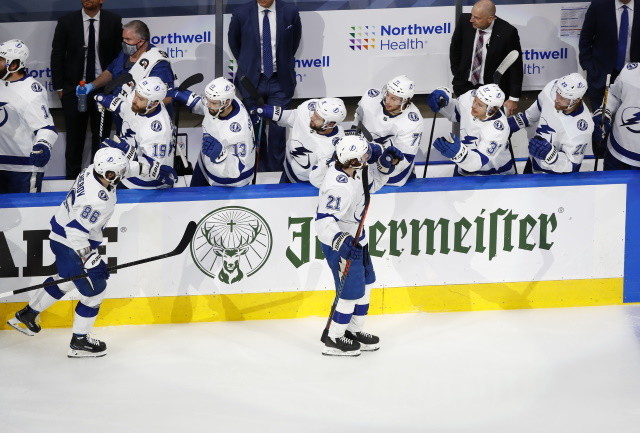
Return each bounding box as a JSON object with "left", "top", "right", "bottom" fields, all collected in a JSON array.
[
  {"left": 519, "top": 79, "right": 593, "bottom": 173},
  {"left": 274, "top": 99, "right": 345, "bottom": 183},
  {"left": 354, "top": 88, "right": 423, "bottom": 186},
  {"left": 440, "top": 90, "right": 514, "bottom": 175},
  {"left": 315, "top": 164, "right": 389, "bottom": 248},
  {"left": 117, "top": 96, "right": 175, "bottom": 189},
  {"left": 0, "top": 76, "right": 57, "bottom": 172},
  {"left": 192, "top": 98, "right": 255, "bottom": 187},
  {"left": 49, "top": 166, "right": 117, "bottom": 252},
  {"left": 605, "top": 62, "right": 640, "bottom": 167}
]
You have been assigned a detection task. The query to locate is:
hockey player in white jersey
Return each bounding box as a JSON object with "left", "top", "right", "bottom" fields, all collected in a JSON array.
[
  {"left": 353, "top": 75, "right": 423, "bottom": 186},
  {"left": 95, "top": 76, "right": 177, "bottom": 189},
  {"left": 8, "top": 147, "right": 129, "bottom": 357},
  {"left": 256, "top": 97, "right": 346, "bottom": 183},
  {"left": 0, "top": 39, "right": 57, "bottom": 193},
  {"left": 592, "top": 63, "right": 640, "bottom": 171},
  {"left": 316, "top": 134, "right": 403, "bottom": 356},
  {"left": 508, "top": 73, "right": 593, "bottom": 174},
  {"left": 169, "top": 77, "right": 255, "bottom": 187},
  {"left": 427, "top": 83, "right": 515, "bottom": 176}
]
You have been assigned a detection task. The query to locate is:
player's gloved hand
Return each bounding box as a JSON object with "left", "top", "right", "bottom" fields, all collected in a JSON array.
[
  {"left": 507, "top": 112, "right": 528, "bottom": 133},
  {"left": 101, "top": 136, "right": 135, "bottom": 160},
  {"left": 377, "top": 146, "right": 404, "bottom": 174},
  {"left": 255, "top": 105, "right": 282, "bottom": 121},
  {"left": 167, "top": 89, "right": 198, "bottom": 109},
  {"left": 591, "top": 108, "right": 611, "bottom": 158},
  {"left": 202, "top": 133, "right": 225, "bottom": 163},
  {"left": 426, "top": 89, "right": 449, "bottom": 112},
  {"left": 83, "top": 251, "right": 110, "bottom": 281},
  {"left": 76, "top": 82, "right": 94, "bottom": 96},
  {"left": 147, "top": 162, "right": 178, "bottom": 186},
  {"left": 333, "top": 233, "right": 364, "bottom": 261},
  {"left": 434, "top": 133, "right": 468, "bottom": 162},
  {"left": 528, "top": 135, "right": 558, "bottom": 164},
  {"left": 94, "top": 93, "right": 121, "bottom": 113},
  {"left": 29, "top": 141, "right": 51, "bottom": 167},
  {"left": 367, "top": 142, "right": 383, "bottom": 164}
]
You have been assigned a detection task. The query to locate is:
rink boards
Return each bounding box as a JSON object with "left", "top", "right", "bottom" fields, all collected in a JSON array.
[{"left": 0, "top": 171, "right": 638, "bottom": 328}]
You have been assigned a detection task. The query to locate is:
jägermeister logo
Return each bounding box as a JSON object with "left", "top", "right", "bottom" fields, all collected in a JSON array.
[
  {"left": 287, "top": 208, "right": 557, "bottom": 267},
  {"left": 191, "top": 206, "right": 272, "bottom": 283}
]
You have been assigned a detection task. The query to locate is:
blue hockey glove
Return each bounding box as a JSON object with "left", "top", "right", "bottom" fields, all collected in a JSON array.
[
  {"left": 433, "top": 133, "right": 467, "bottom": 162},
  {"left": 94, "top": 93, "right": 122, "bottom": 113},
  {"left": 76, "top": 82, "right": 94, "bottom": 96},
  {"left": 367, "top": 142, "right": 383, "bottom": 164},
  {"left": 29, "top": 141, "right": 51, "bottom": 167},
  {"left": 167, "top": 89, "right": 199, "bottom": 110},
  {"left": 378, "top": 146, "right": 404, "bottom": 173},
  {"left": 426, "top": 89, "right": 449, "bottom": 113},
  {"left": 157, "top": 165, "right": 178, "bottom": 186},
  {"left": 528, "top": 135, "right": 558, "bottom": 164},
  {"left": 84, "top": 251, "right": 110, "bottom": 281},
  {"left": 333, "top": 233, "right": 363, "bottom": 261},
  {"left": 507, "top": 113, "right": 528, "bottom": 133},
  {"left": 255, "top": 105, "right": 282, "bottom": 121},
  {"left": 202, "top": 133, "right": 224, "bottom": 163},
  {"left": 592, "top": 108, "right": 611, "bottom": 158},
  {"left": 100, "top": 137, "right": 135, "bottom": 160}
]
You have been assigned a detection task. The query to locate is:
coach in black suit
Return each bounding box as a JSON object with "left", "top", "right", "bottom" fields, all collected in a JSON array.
[
  {"left": 228, "top": 0, "right": 302, "bottom": 172},
  {"left": 579, "top": 0, "right": 640, "bottom": 110},
  {"left": 51, "top": 0, "right": 122, "bottom": 179},
  {"left": 449, "top": 0, "right": 523, "bottom": 116}
]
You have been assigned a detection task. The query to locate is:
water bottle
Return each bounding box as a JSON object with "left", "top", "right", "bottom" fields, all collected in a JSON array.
[{"left": 77, "top": 80, "right": 88, "bottom": 113}]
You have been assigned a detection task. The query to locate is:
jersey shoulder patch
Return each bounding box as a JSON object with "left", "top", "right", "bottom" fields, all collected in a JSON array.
[
  {"left": 336, "top": 174, "right": 349, "bottom": 184},
  {"left": 307, "top": 101, "right": 317, "bottom": 111},
  {"left": 367, "top": 89, "right": 380, "bottom": 98},
  {"left": 230, "top": 121, "right": 242, "bottom": 132},
  {"left": 150, "top": 120, "right": 162, "bottom": 132},
  {"left": 98, "top": 190, "right": 109, "bottom": 201},
  {"left": 576, "top": 119, "right": 588, "bottom": 131},
  {"left": 31, "top": 82, "right": 43, "bottom": 93},
  {"left": 408, "top": 112, "right": 420, "bottom": 122},
  {"left": 626, "top": 63, "right": 638, "bottom": 70},
  {"left": 493, "top": 120, "right": 504, "bottom": 131}
]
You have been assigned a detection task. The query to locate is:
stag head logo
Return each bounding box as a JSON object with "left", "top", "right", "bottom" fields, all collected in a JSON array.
[{"left": 191, "top": 206, "right": 272, "bottom": 283}]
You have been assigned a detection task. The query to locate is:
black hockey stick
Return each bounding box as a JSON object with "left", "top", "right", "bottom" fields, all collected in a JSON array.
[
  {"left": 423, "top": 97, "right": 447, "bottom": 178},
  {"left": 594, "top": 74, "right": 611, "bottom": 172},
  {"left": 104, "top": 72, "right": 133, "bottom": 95},
  {"left": 321, "top": 168, "right": 371, "bottom": 343},
  {"left": 0, "top": 221, "right": 197, "bottom": 299},
  {"left": 173, "top": 73, "right": 204, "bottom": 177},
  {"left": 493, "top": 50, "right": 520, "bottom": 174},
  {"left": 239, "top": 75, "right": 265, "bottom": 184}
]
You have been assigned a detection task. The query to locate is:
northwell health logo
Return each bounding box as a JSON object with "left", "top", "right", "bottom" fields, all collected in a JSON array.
[
  {"left": 349, "top": 22, "right": 451, "bottom": 51},
  {"left": 349, "top": 26, "right": 376, "bottom": 50}
]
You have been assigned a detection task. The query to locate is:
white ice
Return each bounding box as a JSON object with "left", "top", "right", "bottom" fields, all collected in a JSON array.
[{"left": 2, "top": 305, "right": 640, "bottom": 433}]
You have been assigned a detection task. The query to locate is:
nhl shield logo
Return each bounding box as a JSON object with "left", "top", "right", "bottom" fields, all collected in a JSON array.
[{"left": 190, "top": 206, "right": 272, "bottom": 283}]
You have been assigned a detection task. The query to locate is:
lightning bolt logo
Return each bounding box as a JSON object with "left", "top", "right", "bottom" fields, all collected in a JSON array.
[
  {"left": 620, "top": 108, "right": 640, "bottom": 133},
  {"left": 373, "top": 134, "right": 394, "bottom": 145},
  {"left": 0, "top": 102, "right": 8, "bottom": 128},
  {"left": 535, "top": 119, "right": 556, "bottom": 144},
  {"left": 290, "top": 145, "right": 313, "bottom": 169},
  {"left": 461, "top": 135, "right": 477, "bottom": 145}
]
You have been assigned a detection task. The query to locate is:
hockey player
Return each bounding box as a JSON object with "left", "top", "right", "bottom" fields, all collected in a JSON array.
[
  {"left": 353, "top": 75, "right": 424, "bottom": 186},
  {"left": 0, "top": 39, "right": 58, "bottom": 193},
  {"left": 508, "top": 72, "right": 593, "bottom": 174},
  {"left": 427, "top": 83, "right": 515, "bottom": 176},
  {"left": 7, "top": 147, "right": 129, "bottom": 357},
  {"left": 592, "top": 63, "right": 640, "bottom": 171},
  {"left": 169, "top": 77, "right": 255, "bottom": 187},
  {"left": 316, "top": 134, "right": 404, "bottom": 356},
  {"left": 255, "top": 97, "right": 347, "bottom": 183},
  {"left": 95, "top": 76, "right": 177, "bottom": 189}
]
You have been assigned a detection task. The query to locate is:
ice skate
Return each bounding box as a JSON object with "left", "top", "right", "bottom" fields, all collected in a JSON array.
[
  {"left": 345, "top": 330, "right": 380, "bottom": 352},
  {"left": 322, "top": 334, "right": 361, "bottom": 357},
  {"left": 7, "top": 306, "right": 41, "bottom": 336},
  {"left": 68, "top": 334, "right": 107, "bottom": 358}
]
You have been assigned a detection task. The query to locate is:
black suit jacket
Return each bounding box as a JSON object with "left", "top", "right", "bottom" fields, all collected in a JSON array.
[
  {"left": 450, "top": 14, "right": 523, "bottom": 99},
  {"left": 51, "top": 9, "right": 122, "bottom": 95},
  {"left": 579, "top": 0, "right": 640, "bottom": 89}
]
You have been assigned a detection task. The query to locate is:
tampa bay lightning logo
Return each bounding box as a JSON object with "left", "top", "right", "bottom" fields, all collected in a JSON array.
[
  {"left": 576, "top": 119, "right": 588, "bottom": 131},
  {"left": 627, "top": 63, "right": 638, "bottom": 70},
  {"left": 368, "top": 89, "right": 380, "bottom": 97},
  {"left": 336, "top": 174, "right": 348, "bottom": 183},
  {"left": 98, "top": 190, "right": 109, "bottom": 201},
  {"left": 307, "top": 101, "right": 317, "bottom": 111},
  {"left": 0, "top": 102, "right": 8, "bottom": 127},
  {"left": 290, "top": 143, "right": 313, "bottom": 169},
  {"left": 31, "top": 82, "right": 42, "bottom": 92},
  {"left": 230, "top": 121, "right": 241, "bottom": 132},
  {"left": 150, "top": 120, "right": 162, "bottom": 132},
  {"left": 535, "top": 117, "right": 556, "bottom": 143},
  {"left": 620, "top": 107, "right": 640, "bottom": 133},
  {"left": 493, "top": 120, "right": 504, "bottom": 131},
  {"left": 408, "top": 112, "right": 420, "bottom": 122},
  {"left": 461, "top": 135, "right": 477, "bottom": 145}
]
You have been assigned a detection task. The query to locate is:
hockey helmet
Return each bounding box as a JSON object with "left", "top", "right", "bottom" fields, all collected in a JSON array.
[
  {"left": 316, "top": 98, "right": 347, "bottom": 130},
  {"left": 94, "top": 147, "right": 129, "bottom": 186},
  {"left": 0, "top": 39, "right": 29, "bottom": 78},
  {"left": 385, "top": 75, "right": 416, "bottom": 99},
  {"left": 553, "top": 73, "right": 587, "bottom": 109},
  {"left": 135, "top": 77, "right": 167, "bottom": 103},
  {"left": 475, "top": 84, "right": 505, "bottom": 108},
  {"left": 335, "top": 135, "right": 370, "bottom": 167},
  {"left": 204, "top": 77, "right": 235, "bottom": 117}
]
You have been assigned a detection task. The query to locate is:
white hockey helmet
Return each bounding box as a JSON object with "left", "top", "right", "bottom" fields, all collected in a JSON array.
[
  {"left": 135, "top": 76, "right": 167, "bottom": 103},
  {"left": 316, "top": 98, "right": 347, "bottom": 130},
  {"left": 0, "top": 39, "right": 29, "bottom": 79},
  {"left": 93, "top": 147, "right": 129, "bottom": 186},
  {"left": 553, "top": 73, "right": 587, "bottom": 109},
  {"left": 335, "top": 135, "right": 370, "bottom": 168},
  {"left": 475, "top": 84, "right": 505, "bottom": 109},
  {"left": 204, "top": 77, "right": 235, "bottom": 117},
  {"left": 383, "top": 75, "right": 415, "bottom": 113}
]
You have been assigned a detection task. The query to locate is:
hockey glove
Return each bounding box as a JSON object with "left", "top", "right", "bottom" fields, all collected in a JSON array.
[
  {"left": 83, "top": 251, "right": 110, "bottom": 281},
  {"left": 146, "top": 161, "right": 178, "bottom": 186},
  {"left": 333, "top": 232, "right": 363, "bottom": 261},
  {"left": 255, "top": 105, "right": 282, "bottom": 122},
  {"left": 101, "top": 137, "right": 135, "bottom": 160},
  {"left": 29, "top": 141, "right": 51, "bottom": 167},
  {"left": 76, "top": 82, "right": 94, "bottom": 96},
  {"left": 167, "top": 89, "right": 199, "bottom": 110},
  {"left": 507, "top": 113, "right": 529, "bottom": 133},
  {"left": 367, "top": 142, "right": 383, "bottom": 164},
  {"left": 434, "top": 134, "right": 468, "bottom": 162},
  {"left": 426, "top": 89, "right": 449, "bottom": 113},
  {"left": 592, "top": 108, "right": 612, "bottom": 158},
  {"left": 377, "top": 146, "right": 404, "bottom": 174},
  {"left": 529, "top": 136, "right": 558, "bottom": 164},
  {"left": 94, "top": 93, "right": 122, "bottom": 113},
  {"left": 202, "top": 133, "right": 225, "bottom": 163}
]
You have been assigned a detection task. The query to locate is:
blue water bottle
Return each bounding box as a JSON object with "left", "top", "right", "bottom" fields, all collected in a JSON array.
[{"left": 77, "top": 80, "right": 88, "bottom": 112}]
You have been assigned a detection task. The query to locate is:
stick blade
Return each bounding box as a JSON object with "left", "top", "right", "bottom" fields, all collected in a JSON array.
[
  {"left": 173, "top": 221, "right": 197, "bottom": 256},
  {"left": 178, "top": 73, "right": 204, "bottom": 91},
  {"left": 494, "top": 50, "right": 519, "bottom": 81},
  {"left": 104, "top": 72, "right": 133, "bottom": 94}
]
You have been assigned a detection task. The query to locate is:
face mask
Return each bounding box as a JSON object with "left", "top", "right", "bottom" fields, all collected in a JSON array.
[{"left": 122, "top": 41, "right": 138, "bottom": 56}]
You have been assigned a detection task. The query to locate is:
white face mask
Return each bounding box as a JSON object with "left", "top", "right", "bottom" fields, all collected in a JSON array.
[{"left": 122, "top": 41, "right": 138, "bottom": 56}]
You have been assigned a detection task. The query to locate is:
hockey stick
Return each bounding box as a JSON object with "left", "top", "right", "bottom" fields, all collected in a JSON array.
[
  {"left": 320, "top": 167, "right": 371, "bottom": 343},
  {"left": 239, "top": 75, "right": 264, "bottom": 184},
  {"left": 493, "top": 50, "right": 520, "bottom": 174},
  {"left": 173, "top": 73, "right": 204, "bottom": 177},
  {"left": 423, "top": 97, "right": 446, "bottom": 178},
  {"left": 594, "top": 73, "right": 611, "bottom": 172},
  {"left": 0, "top": 221, "right": 197, "bottom": 299},
  {"left": 104, "top": 72, "right": 133, "bottom": 95}
]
